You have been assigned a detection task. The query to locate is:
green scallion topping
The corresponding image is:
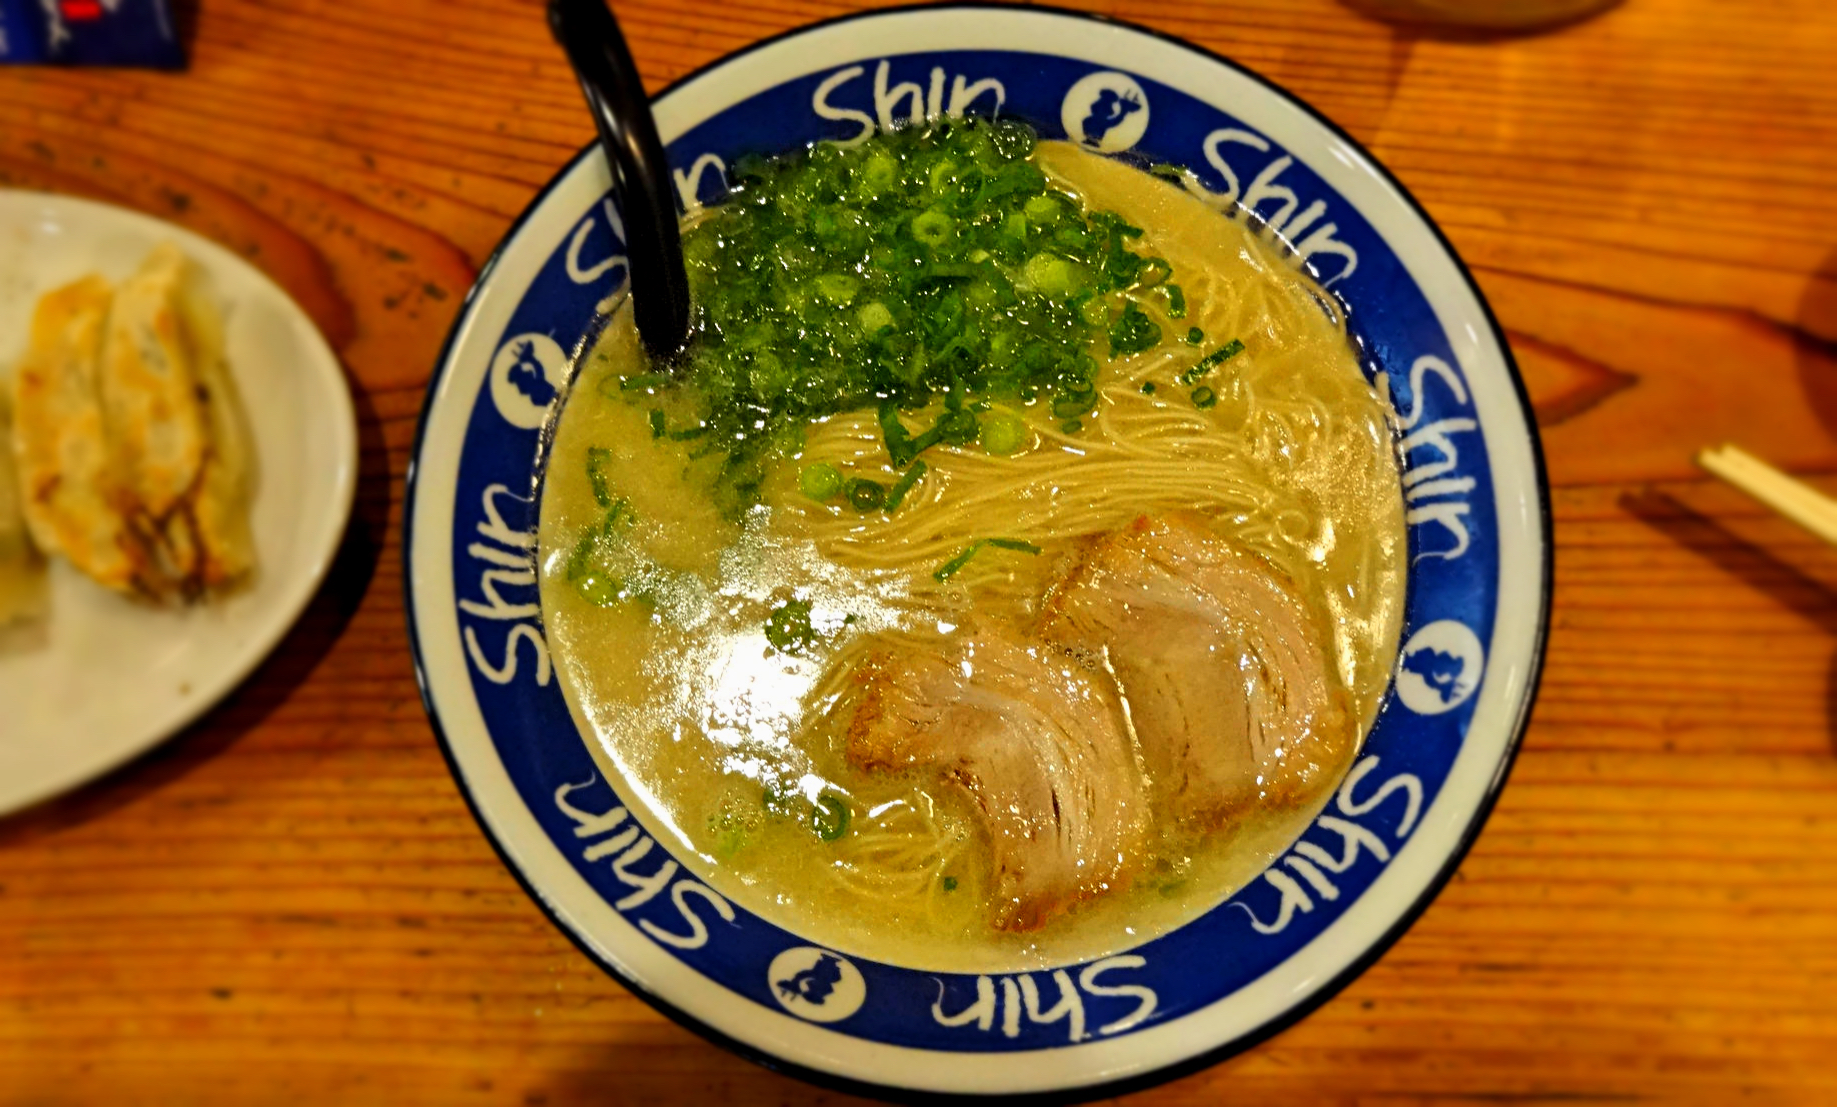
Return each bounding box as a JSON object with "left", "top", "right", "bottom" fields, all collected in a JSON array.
[
  {"left": 985, "top": 538, "right": 1043, "bottom": 554},
  {"left": 980, "top": 412, "right": 1028, "bottom": 456},
  {"left": 848, "top": 479, "right": 887, "bottom": 512},
  {"left": 1192, "top": 385, "right": 1217, "bottom": 410},
  {"left": 648, "top": 410, "right": 666, "bottom": 439},
  {"left": 934, "top": 536, "right": 1043, "bottom": 581},
  {"left": 1184, "top": 326, "right": 1205, "bottom": 346},
  {"left": 764, "top": 598, "right": 819, "bottom": 654},
  {"left": 812, "top": 795, "right": 851, "bottom": 842},
  {"left": 910, "top": 209, "right": 955, "bottom": 246},
  {"left": 585, "top": 447, "right": 613, "bottom": 509},
  {"left": 799, "top": 462, "right": 843, "bottom": 501},
  {"left": 884, "top": 459, "right": 928, "bottom": 512},
  {"left": 631, "top": 117, "right": 1180, "bottom": 512},
  {"left": 1180, "top": 338, "right": 1245, "bottom": 385},
  {"left": 1108, "top": 300, "right": 1162, "bottom": 357}
]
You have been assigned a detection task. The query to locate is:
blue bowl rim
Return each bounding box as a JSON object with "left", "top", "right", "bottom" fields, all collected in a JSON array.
[{"left": 401, "top": 3, "right": 1554, "bottom": 1101}]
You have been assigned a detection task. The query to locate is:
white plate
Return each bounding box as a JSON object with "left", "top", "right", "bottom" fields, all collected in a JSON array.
[{"left": 0, "top": 190, "right": 357, "bottom": 815}]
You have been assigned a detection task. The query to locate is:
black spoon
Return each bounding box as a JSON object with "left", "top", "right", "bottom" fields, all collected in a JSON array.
[{"left": 549, "top": 0, "right": 691, "bottom": 359}]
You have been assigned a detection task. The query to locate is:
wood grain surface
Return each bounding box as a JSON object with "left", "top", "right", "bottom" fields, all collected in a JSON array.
[{"left": 4, "top": 0, "right": 1836, "bottom": 1102}]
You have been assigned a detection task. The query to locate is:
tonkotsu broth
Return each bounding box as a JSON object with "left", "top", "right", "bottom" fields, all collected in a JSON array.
[{"left": 538, "top": 139, "right": 1406, "bottom": 971}]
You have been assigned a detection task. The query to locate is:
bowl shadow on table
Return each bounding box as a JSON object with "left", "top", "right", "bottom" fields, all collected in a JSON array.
[
  {"left": 1620, "top": 488, "right": 1837, "bottom": 755},
  {"left": 530, "top": 1042, "right": 882, "bottom": 1107},
  {"left": 0, "top": 374, "right": 391, "bottom": 845}
]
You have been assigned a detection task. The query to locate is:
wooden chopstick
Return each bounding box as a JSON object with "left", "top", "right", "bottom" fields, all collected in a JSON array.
[{"left": 1697, "top": 444, "right": 1837, "bottom": 545}]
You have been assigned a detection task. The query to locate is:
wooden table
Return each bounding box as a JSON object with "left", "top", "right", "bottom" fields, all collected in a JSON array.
[{"left": 4, "top": 0, "right": 1836, "bottom": 1101}]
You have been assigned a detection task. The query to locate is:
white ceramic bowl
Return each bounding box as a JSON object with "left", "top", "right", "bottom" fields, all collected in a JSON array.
[{"left": 405, "top": 6, "right": 1550, "bottom": 1098}]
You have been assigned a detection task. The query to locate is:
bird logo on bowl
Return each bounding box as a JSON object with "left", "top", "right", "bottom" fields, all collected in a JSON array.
[
  {"left": 769, "top": 947, "right": 867, "bottom": 1023},
  {"left": 1395, "top": 620, "right": 1487, "bottom": 715},
  {"left": 489, "top": 332, "right": 567, "bottom": 430},
  {"left": 1061, "top": 70, "right": 1151, "bottom": 152}
]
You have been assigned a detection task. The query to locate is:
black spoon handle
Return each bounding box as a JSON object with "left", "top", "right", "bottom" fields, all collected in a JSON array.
[{"left": 549, "top": 0, "right": 691, "bottom": 359}]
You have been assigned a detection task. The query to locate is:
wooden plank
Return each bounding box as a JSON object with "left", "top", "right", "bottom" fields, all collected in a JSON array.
[{"left": 4, "top": 0, "right": 1837, "bottom": 1101}]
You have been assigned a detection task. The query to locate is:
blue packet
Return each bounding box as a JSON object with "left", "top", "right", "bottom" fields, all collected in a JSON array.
[
  {"left": 0, "top": 0, "right": 185, "bottom": 68},
  {"left": 0, "top": 0, "right": 47, "bottom": 62}
]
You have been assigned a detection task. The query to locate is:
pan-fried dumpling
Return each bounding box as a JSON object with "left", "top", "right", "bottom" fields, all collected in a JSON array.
[
  {"left": 10, "top": 274, "right": 149, "bottom": 594},
  {"left": 100, "top": 243, "right": 254, "bottom": 597},
  {"left": 0, "top": 382, "right": 47, "bottom": 626},
  {"left": 9, "top": 245, "right": 257, "bottom": 604}
]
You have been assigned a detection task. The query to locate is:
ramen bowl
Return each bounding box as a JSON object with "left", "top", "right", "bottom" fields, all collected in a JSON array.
[{"left": 404, "top": 5, "right": 1550, "bottom": 1098}]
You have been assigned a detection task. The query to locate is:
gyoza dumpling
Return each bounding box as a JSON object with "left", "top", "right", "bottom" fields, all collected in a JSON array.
[
  {"left": 99, "top": 243, "right": 255, "bottom": 598},
  {"left": 0, "top": 382, "right": 48, "bottom": 626},
  {"left": 10, "top": 274, "right": 149, "bottom": 594}
]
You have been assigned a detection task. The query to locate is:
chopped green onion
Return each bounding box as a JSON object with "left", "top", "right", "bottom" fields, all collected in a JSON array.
[
  {"left": 648, "top": 410, "right": 666, "bottom": 439},
  {"left": 1077, "top": 295, "right": 1108, "bottom": 326},
  {"left": 880, "top": 402, "right": 921, "bottom": 467},
  {"left": 1061, "top": 418, "right": 1083, "bottom": 434},
  {"left": 985, "top": 538, "right": 1043, "bottom": 554},
  {"left": 1141, "top": 381, "right": 1157, "bottom": 395},
  {"left": 937, "top": 408, "right": 979, "bottom": 446},
  {"left": 942, "top": 875, "right": 959, "bottom": 892},
  {"left": 1023, "top": 193, "right": 1063, "bottom": 224},
  {"left": 1163, "top": 282, "right": 1188, "bottom": 318},
  {"left": 911, "top": 209, "right": 955, "bottom": 246},
  {"left": 934, "top": 537, "right": 1042, "bottom": 581},
  {"left": 799, "top": 462, "right": 843, "bottom": 501},
  {"left": 848, "top": 479, "right": 887, "bottom": 512},
  {"left": 585, "top": 447, "right": 613, "bottom": 509},
  {"left": 1023, "top": 252, "right": 1080, "bottom": 297},
  {"left": 934, "top": 544, "right": 982, "bottom": 581},
  {"left": 980, "top": 412, "right": 1028, "bottom": 456},
  {"left": 815, "top": 272, "right": 860, "bottom": 305},
  {"left": 1108, "top": 300, "right": 1162, "bottom": 356},
  {"left": 1136, "top": 257, "right": 1173, "bottom": 288},
  {"left": 1180, "top": 338, "right": 1245, "bottom": 384},
  {"left": 576, "top": 570, "right": 619, "bottom": 606},
  {"left": 661, "top": 120, "right": 1179, "bottom": 514},
  {"left": 812, "top": 795, "right": 851, "bottom": 842},
  {"left": 764, "top": 598, "right": 819, "bottom": 654},
  {"left": 884, "top": 459, "right": 928, "bottom": 512},
  {"left": 1184, "top": 326, "right": 1205, "bottom": 346},
  {"left": 858, "top": 300, "right": 895, "bottom": 335},
  {"left": 1192, "top": 386, "right": 1218, "bottom": 409}
]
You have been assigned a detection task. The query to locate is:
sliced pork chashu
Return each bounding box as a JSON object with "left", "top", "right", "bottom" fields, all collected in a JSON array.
[
  {"left": 1040, "top": 514, "right": 1348, "bottom": 828},
  {"left": 846, "top": 627, "right": 1149, "bottom": 931},
  {"left": 10, "top": 274, "right": 148, "bottom": 593}
]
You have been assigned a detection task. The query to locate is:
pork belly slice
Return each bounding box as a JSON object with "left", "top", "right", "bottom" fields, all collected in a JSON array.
[
  {"left": 846, "top": 627, "right": 1149, "bottom": 931},
  {"left": 1040, "top": 514, "right": 1348, "bottom": 829}
]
